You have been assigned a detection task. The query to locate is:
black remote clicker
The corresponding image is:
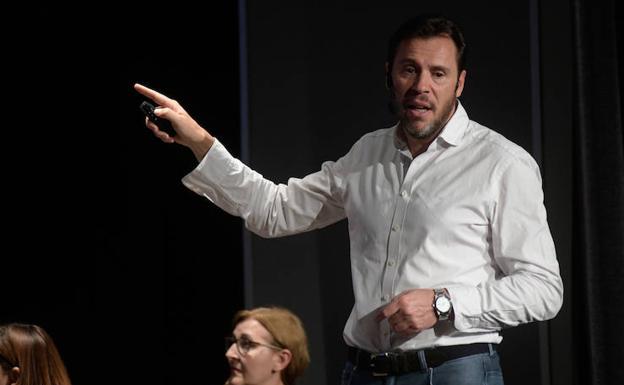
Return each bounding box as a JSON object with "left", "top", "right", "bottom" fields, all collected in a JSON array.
[{"left": 139, "top": 101, "right": 176, "bottom": 136}]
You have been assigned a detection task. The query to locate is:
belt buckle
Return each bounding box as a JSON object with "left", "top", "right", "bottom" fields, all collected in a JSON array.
[{"left": 370, "top": 352, "right": 393, "bottom": 376}]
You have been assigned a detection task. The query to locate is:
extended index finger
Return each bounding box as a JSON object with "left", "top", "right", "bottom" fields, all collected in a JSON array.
[{"left": 134, "top": 83, "right": 173, "bottom": 107}]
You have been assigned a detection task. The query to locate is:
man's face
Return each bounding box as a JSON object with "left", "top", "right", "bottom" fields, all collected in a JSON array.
[{"left": 388, "top": 36, "right": 466, "bottom": 141}]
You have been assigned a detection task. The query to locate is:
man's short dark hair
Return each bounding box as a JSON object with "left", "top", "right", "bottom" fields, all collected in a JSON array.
[{"left": 387, "top": 15, "right": 467, "bottom": 73}]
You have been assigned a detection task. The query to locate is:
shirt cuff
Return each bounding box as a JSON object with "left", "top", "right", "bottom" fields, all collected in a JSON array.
[
  {"left": 447, "top": 284, "right": 489, "bottom": 332},
  {"left": 181, "top": 138, "right": 241, "bottom": 191}
]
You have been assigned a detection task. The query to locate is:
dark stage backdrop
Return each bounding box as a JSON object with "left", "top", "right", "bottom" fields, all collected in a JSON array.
[
  {"left": 571, "top": 0, "right": 624, "bottom": 384},
  {"left": 4, "top": 4, "right": 243, "bottom": 385}
]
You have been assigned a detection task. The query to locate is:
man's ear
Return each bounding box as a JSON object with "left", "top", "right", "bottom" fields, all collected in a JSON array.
[
  {"left": 455, "top": 69, "right": 466, "bottom": 97},
  {"left": 385, "top": 62, "right": 392, "bottom": 90},
  {"left": 9, "top": 366, "right": 20, "bottom": 385},
  {"left": 272, "top": 349, "right": 292, "bottom": 372}
]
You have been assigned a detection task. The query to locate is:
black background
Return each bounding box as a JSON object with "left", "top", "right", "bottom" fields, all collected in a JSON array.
[{"left": 4, "top": 5, "right": 243, "bottom": 385}]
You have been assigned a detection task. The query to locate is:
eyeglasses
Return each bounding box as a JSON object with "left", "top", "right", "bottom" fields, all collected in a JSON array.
[{"left": 225, "top": 335, "right": 283, "bottom": 356}]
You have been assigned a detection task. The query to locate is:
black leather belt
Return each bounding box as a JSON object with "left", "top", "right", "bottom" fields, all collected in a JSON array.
[{"left": 347, "top": 343, "right": 495, "bottom": 376}]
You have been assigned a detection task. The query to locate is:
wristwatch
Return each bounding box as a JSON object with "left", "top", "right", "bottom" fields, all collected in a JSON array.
[{"left": 433, "top": 288, "right": 453, "bottom": 321}]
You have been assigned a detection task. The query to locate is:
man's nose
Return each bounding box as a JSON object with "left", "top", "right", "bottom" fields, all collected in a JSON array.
[{"left": 410, "top": 72, "right": 431, "bottom": 93}]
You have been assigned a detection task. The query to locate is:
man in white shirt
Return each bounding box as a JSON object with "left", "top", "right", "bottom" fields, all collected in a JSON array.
[{"left": 134, "top": 14, "right": 562, "bottom": 385}]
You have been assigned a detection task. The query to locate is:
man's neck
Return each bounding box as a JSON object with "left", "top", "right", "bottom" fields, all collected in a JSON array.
[
  {"left": 401, "top": 100, "right": 458, "bottom": 158},
  {"left": 400, "top": 127, "right": 441, "bottom": 158}
]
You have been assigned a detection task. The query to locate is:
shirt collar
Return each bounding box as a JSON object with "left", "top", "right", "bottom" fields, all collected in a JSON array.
[
  {"left": 438, "top": 100, "right": 469, "bottom": 147},
  {"left": 393, "top": 99, "right": 469, "bottom": 150}
]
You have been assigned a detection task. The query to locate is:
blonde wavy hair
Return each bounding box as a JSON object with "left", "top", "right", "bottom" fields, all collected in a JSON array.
[{"left": 233, "top": 307, "right": 310, "bottom": 385}]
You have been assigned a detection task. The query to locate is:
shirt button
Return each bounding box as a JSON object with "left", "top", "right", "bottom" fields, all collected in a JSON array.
[
  {"left": 401, "top": 190, "right": 408, "bottom": 198},
  {"left": 391, "top": 225, "right": 399, "bottom": 232},
  {"left": 382, "top": 295, "right": 389, "bottom": 302},
  {"left": 387, "top": 260, "right": 395, "bottom": 267}
]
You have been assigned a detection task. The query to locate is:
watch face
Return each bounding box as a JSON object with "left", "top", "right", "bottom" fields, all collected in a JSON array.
[{"left": 436, "top": 296, "right": 451, "bottom": 313}]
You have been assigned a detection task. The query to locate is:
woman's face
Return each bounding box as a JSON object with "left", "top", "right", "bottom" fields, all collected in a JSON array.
[
  {"left": 225, "top": 319, "right": 285, "bottom": 385},
  {"left": 0, "top": 366, "right": 8, "bottom": 385},
  {"left": 0, "top": 365, "right": 16, "bottom": 385}
]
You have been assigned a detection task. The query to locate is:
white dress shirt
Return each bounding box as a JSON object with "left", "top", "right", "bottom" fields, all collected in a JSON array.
[{"left": 182, "top": 101, "right": 563, "bottom": 352}]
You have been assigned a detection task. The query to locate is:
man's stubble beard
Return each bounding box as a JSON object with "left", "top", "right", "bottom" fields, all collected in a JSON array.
[{"left": 397, "top": 96, "right": 457, "bottom": 141}]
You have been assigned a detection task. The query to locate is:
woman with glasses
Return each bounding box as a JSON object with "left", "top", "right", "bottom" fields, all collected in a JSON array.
[
  {"left": 225, "top": 307, "right": 310, "bottom": 385},
  {"left": 0, "top": 323, "right": 72, "bottom": 385}
]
